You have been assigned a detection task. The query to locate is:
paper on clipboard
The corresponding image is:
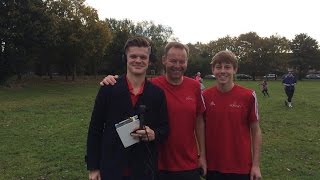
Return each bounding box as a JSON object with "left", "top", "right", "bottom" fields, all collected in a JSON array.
[{"left": 115, "top": 115, "right": 140, "bottom": 148}]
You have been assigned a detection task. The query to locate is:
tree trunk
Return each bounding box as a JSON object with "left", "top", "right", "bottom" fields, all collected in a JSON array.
[
  {"left": 47, "top": 65, "right": 53, "bottom": 80},
  {"left": 17, "top": 73, "right": 22, "bottom": 81},
  {"left": 298, "top": 68, "right": 303, "bottom": 81},
  {"left": 93, "top": 65, "right": 97, "bottom": 79},
  {"left": 65, "top": 64, "right": 69, "bottom": 80},
  {"left": 72, "top": 65, "right": 76, "bottom": 81}
]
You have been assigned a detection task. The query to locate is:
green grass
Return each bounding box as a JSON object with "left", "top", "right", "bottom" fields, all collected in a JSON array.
[{"left": 1, "top": 77, "right": 320, "bottom": 179}]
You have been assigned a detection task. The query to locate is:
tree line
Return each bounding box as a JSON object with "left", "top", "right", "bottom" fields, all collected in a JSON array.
[{"left": 1, "top": 0, "right": 320, "bottom": 84}]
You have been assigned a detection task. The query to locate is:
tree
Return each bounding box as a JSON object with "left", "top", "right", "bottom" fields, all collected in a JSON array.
[
  {"left": 84, "top": 19, "right": 111, "bottom": 77},
  {"left": 103, "top": 19, "right": 174, "bottom": 75},
  {"left": 47, "top": 0, "right": 105, "bottom": 80},
  {"left": 135, "top": 21, "right": 174, "bottom": 74},
  {"left": 207, "top": 36, "right": 238, "bottom": 55},
  {"left": 266, "top": 35, "right": 291, "bottom": 75},
  {"left": 204, "top": 36, "right": 238, "bottom": 76},
  {"left": 186, "top": 42, "right": 211, "bottom": 77},
  {"left": 237, "top": 32, "right": 262, "bottom": 80},
  {"left": 1, "top": 0, "right": 49, "bottom": 82},
  {"left": 103, "top": 18, "right": 134, "bottom": 75},
  {"left": 290, "top": 33, "right": 319, "bottom": 80},
  {"left": 0, "top": 0, "right": 12, "bottom": 84},
  {"left": 32, "top": 0, "right": 61, "bottom": 79}
]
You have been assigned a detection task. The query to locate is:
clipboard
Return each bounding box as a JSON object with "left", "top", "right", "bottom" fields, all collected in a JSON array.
[{"left": 115, "top": 115, "right": 140, "bottom": 148}]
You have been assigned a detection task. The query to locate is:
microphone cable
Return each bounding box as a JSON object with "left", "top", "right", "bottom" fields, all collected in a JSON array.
[{"left": 139, "top": 105, "right": 155, "bottom": 180}]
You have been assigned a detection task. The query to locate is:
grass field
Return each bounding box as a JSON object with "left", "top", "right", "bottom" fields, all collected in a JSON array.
[{"left": 0, "top": 77, "right": 319, "bottom": 179}]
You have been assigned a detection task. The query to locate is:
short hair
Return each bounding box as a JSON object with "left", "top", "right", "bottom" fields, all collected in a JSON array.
[
  {"left": 123, "top": 36, "right": 151, "bottom": 55},
  {"left": 210, "top": 50, "right": 238, "bottom": 69},
  {"left": 164, "top": 42, "right": 189, "bottom": 57}
]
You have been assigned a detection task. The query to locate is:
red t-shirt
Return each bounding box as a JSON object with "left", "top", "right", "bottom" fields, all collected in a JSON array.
[
  {"left": 151, "top": 76, "right": 206, "bottom": 171},
  {"left": 203, "top": 84, "right": 259, "bottom": 174},
  {"left": 126, "top": 77, "right": 145, "bottom": 106}
]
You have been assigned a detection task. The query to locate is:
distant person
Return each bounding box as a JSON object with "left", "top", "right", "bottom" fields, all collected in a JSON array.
[
  {"left": 259, "top": 80, "right": 270, "bottom": 97},
  {"left": 282, "top": 71, "right": 297, "bottom": 108},
  {"left": 203, "top": 50, "right": 262, "bottom": 180},
  {"left": 194, "top": 72, "right": 205, "bottom": 90},
  {"left": 100, "top": 42, "right": 207, "bottom": 180},
  {"left": 85, "top": 36, "right": 169, "bottom": 180}
]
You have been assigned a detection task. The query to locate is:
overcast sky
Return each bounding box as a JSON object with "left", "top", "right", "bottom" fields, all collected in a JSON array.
[{"left": 85, "top": 0, "right": 319, "bottom": 44}]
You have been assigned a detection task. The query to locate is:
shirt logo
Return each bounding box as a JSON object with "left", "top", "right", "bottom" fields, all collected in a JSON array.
[
  {"left": 185, "top": 96, "right": 194, "bottom": 101},
  {"left": 210, "top": 101, "right": 215, "bottom": 106},
  {"left": 229, "top": 102, "right": 241, "bottom": 108}
]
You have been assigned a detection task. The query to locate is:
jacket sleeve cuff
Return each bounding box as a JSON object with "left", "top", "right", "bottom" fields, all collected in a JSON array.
[{"left": 85, "top": 155, "right": 100, "bottom": 170}]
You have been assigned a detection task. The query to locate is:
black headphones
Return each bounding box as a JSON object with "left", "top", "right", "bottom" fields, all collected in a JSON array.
[{"left": 121, "top": 54, "right": 127, "bottom": 63}]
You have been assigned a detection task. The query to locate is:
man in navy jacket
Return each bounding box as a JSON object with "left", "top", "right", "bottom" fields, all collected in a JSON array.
[
  {"left": 282, "top": 71, "right": 297, "bottom": 108},
  {"left": 86, "top": 36, "right": 169, "bottom": 180}
]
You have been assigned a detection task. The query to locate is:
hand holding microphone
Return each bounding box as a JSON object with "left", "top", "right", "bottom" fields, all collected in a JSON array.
[
  {"left": 131, "top": 126, "right": 155, "bottom": 141},
  {"left": 130, "top": 105, "right": 155, "bottom": 141}
]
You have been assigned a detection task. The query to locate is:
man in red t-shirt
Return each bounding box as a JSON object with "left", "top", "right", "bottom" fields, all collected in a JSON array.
[
  {"left": 203, "top": 50, "right": 262, "bottom": 180},
  {"left": 100, "top": 42, "right": 206, "bottom": 180}
]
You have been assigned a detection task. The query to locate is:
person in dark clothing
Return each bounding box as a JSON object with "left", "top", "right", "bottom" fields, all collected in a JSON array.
[
  {"left": 282, "top": 71, "right": 297, "bottom": 107},
  {"left": 85, "top": 36, "right": 169, "bottom": 180},
  {"left": 259, "top": 80, "right": 270, "bottom": 97}
]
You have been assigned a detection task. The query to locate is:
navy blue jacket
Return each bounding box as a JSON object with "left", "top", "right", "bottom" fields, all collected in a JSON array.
[
  {"left": 86, "top": 75, "right": 169, "bottom": 180},
  {"left": 283, "top": 74, "right": 297, "bottom": 91}
]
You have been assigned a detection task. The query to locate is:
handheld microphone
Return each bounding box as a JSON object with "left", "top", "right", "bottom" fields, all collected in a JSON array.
[{"left": 139, "top": 105, "right": 146, "bottom": 129}]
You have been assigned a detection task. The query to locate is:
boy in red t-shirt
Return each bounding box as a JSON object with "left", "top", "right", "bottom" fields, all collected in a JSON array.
[{"left": 203, "top": 50, "right": 262, "bottom": 180}]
